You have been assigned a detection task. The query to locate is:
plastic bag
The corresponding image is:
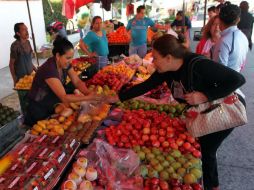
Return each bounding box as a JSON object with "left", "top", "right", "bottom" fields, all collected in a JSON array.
[{"left": 78, "top": 139, "right": 143, "bottom": 190}]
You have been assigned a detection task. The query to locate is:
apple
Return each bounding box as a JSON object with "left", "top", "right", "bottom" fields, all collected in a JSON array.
[
  {"left": 183, "top": 142, "right": 191, "bottom": 150},
  {"left": 182, "top": 184, "right": 193, "bottom": 190},
  {"left": 160, "top": 121, "right": 168, "bottom": 128},
  {"left": 159, "top": 129, "right": 166, "bottom": 137},
  {"left": 159, "top": 136, "right": 166, "bottom": 143},
  {"left": 162, "top": 141, "right": 169, "bottom": 148},
  {"left": 150, "top": 134, "right": 158, "bottom": 141},
  {"left": 192, "top": 150, "right": 202, "bottom": 158},
  {"left": 192, "top": 183, "right": 203, "bottom": 190},
  {"left": 176, "top": 138, "right": 184, "bottom": 146},
  {"left": 170, "top": 142, "right": 179, "bottom": 150},
  {"left": 151, "top": 177, "right": 160, "bottom": 185},
  {"left": 142, "top": 135, "right": 150, "bottom": 142},
  {"left": 151, "top": 127, "right": 158, "bottom": 135},
  {"left": 159, "top": 180, "right": 169, "bottom": 190},
  {"left": 171, "top": 179, "right": 181, "bottom": 187},
  {"left": 143, "top": 127, "right": 151, "bottom": 135},
  {"left": 187, "top": 136, "right": 195, "bottom": 144},
  {"left": 121, "top": 135, "right": 129, "bottom": 143},
  {"left": 152, "top": 140, "right": 160, "bottom": 148},
  {"left": 179, "top": 134, "right": 187, "bottom": 140}
]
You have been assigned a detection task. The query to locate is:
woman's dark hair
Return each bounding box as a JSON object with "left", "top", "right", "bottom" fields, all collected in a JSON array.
[
  {"left": 208, "top": 6, "right": 216, "bottom": 13},
  {"left": 90, "top": 16, "right": 102, "bottom": 30},
  {"left": 176, "top": 11, "right": 184, "bottom": 17},
  {"left": 137, "top": 5, "right": 145, "bottom": 13},
  {"left": 219, "top": 4, "right": 241, "bottom": 26},
  {"left": 14, "top": 23, "right": 24, "bottom": 40},
  {"left": 240, "top": 1, "right": 249, "bottom": 12},
  {"left": 52, "top": 35, "right": 73, "bottom": 56},
  {"left": 153, "top": 34, "right": 189, "bottom": 58}
]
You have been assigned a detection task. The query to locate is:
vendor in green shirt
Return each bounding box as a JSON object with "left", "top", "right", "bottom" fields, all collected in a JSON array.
[{"left": 79, "top": 16, "right": 109, "bottom": 70}]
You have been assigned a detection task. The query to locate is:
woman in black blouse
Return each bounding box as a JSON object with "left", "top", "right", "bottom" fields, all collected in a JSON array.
[{"left": 111, "top": 34, "right": 246, "bottom": 190}]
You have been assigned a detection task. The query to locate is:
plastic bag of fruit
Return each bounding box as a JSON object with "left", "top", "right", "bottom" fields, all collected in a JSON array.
[{"left": 78, "top": 139, "right": 143, "bottom": 189}]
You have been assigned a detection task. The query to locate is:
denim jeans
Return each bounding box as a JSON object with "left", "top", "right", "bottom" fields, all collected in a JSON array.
[
  {"left": 97, "top": 56, "right": 108, "bottom": 70},
  {"left": 129, "top": 44, "right": 147, "bottom": 58}
]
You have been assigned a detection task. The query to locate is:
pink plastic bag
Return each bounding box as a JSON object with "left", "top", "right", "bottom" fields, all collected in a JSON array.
[{"left": 78, "top": 139, "right": 143, "bottom": 190}]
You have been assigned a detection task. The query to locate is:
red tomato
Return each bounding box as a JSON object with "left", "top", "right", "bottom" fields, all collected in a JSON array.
[
  {"left": 152, "top": 140, "right": 160, "bottom": 148},
  {"left": 159, "top": 136, "right": 166, "bottom": 143},
  {"left": 183, "top": 142, "right": 191, "bottom": 150},
  {"left": 170, "top": 142, "right": 179, "bottom": 150},
  {"left": 142, "top": 135, "right": 150, "bottom": 142},
  {"left": 150, "top": 134, "right": 158, "bottom": 141},
  {"left": 187, "top": 136, "right": 195, "bottom": 144},
  {"left": 159, "top": 129, "right": 166, "bottom": 137},
  {"left": 176, "top": 138, "right": 184, "bottom": 146}
]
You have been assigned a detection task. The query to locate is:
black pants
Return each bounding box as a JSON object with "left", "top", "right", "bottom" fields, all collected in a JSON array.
[{"left": 199, "top": 94, "right": 246, "bottom": 190}]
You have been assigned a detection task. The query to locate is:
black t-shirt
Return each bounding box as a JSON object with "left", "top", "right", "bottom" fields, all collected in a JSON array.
[{"left": 119, "top": 53, "right": 245, "bottom": 103}]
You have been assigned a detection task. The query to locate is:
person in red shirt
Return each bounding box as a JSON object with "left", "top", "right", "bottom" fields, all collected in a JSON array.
[{"left": 196, "top": 15, "right": 220, "bottom": 58}]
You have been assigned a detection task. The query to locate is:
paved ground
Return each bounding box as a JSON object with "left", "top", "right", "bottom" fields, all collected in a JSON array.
[{"left": 0, "top": 30, "right": 253, "bottom": 189}]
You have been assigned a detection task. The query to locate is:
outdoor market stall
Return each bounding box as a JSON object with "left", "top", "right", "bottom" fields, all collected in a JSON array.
[{"left": 0, "top": 55, "right": 204, "bottom": 190}]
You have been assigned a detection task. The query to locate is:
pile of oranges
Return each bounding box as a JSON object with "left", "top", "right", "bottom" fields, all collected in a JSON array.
[{"left": 107, "top": 26, "right": 130, "bottom": 44}]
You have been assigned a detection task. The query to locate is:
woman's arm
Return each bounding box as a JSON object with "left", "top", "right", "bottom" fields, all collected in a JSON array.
[
  {"left": 9, "top": 58, "right": 17, "bottom": 86},
  {"left": 79, "top": 39, "right": 97, "bottom": 57},
  {"left": 46, "top": 78, "right": 101, "bottom": 103},
  {"left": 119, "top": 71, "right": 166, "bottom": 101},
  {"left": 67, "top": 68, "right": 90, "bottom": 95},
  {"left": 193, "top": 59, "right": 246, "bottom": 101}
]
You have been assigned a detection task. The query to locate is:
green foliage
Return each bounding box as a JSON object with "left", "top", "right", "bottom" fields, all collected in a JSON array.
[{"left": 42, "top": 0, "right": 68, "bottom": 29}]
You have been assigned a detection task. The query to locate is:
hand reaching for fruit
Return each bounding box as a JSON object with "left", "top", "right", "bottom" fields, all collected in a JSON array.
[
  {"left": 104, "top": 95, "right": 119, "bottom": 104},
  {"left": 184, "top": 91, "right": 208, "bottom": 105}
]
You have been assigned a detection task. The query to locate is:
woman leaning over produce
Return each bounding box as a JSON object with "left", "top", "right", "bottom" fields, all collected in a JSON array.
[
  {"left": 108, "top": 34, "right": 246, "bottom": 190},
  {"left": 25, "top": 36, "right": 102, "bottom": 126}
]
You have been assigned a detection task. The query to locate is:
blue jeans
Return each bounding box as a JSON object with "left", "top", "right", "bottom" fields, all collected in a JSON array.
[
  {"left": 129, "top": 44, "right": 147, "bottom": 58},
  {"left": 97, "top": 56, "right": 108, "bottom": 70}
]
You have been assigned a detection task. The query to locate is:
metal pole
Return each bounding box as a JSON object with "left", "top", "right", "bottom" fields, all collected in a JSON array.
[
  {"left": 26, "top": 0, "right": 39, "bottom": 67},
  {"left": 203, "top": 0, "right": 208, "bottom": 27},
  {"left": 182, "top": 0, "right": 186, "bottom": 34}
]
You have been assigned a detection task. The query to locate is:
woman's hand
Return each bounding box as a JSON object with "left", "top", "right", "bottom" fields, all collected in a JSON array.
[
  {"left": 88, "top": 52, "right": 97, "bottom": 57},
  {"left": 104, "top": 95, "right": 119, "bottom": 104},
  {"left": 184, "top": 91, "right": 208, "bottom": 105}
]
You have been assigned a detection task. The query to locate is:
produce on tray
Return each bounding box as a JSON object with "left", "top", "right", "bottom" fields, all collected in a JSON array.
[
  {"left": 30, "top": 103, "right": 79, "bottom": 136},
  {"left": 69, "top": 103, "right": 110, "bottom": 144},
  {"left": 0, "top": 135, "right": 79, "bottom": 190},
  {"left": 71, "top": 57, "right": 93, "bottom": 72},
  {"left": 107, "top": 26, "right": 130, "bottom": 44},
  {"left": 65, "top": 139, "right": 143, "bottom": 190},
  {"left": 88, "top": 85, "right": 116, "bottom": 96},
  {"left": 116, "top": 99, "right": 186, "bottom": 117},
  {"left": 135, "top": 146, "right": 202, "bottom": 186},
  {"left": 14, "top": 72, "right": 35, "bottom": 90},
  {"left": 0, "top": 103, "right": 20, "bottom": 127},
  {"left": 61, "top": 157, "right": 98, "bottom": 190},
  {"left": 105, "top": 109, "right": 201, "bottom": 158}
]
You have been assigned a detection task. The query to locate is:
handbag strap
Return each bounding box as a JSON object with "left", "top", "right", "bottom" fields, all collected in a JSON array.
[{"left": 187, "top": 55, "right": 206, "bottom": 92}]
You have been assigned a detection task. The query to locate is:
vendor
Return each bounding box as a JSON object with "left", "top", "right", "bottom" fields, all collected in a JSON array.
[
  {"left": 24, "top": 36, "right": 102, "bottom": 126},
  {"left": 127, "top": 5, "right": 168, "bottom": 58},
  {"left": 9, "top": 23, "right": 36, "bottom": 86},
  {"left": 9, "top": 23, "right": 37, "bottom": 113},
  {"left": 79, "top": 16, "right": 109, "bottom": 70}
]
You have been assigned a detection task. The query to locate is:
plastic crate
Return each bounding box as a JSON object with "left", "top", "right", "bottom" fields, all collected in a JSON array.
[{"left": 0, "top": 116, "right": 23, "bottom": 157}]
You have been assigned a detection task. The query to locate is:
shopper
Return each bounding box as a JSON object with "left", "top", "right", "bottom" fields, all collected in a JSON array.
[
  {"left": 238, "top": 1, "right": 254, "bottom": 50},
  {"left": 107, "top": 34, "right": 246, "bottom": 190},
  {"left": 24, "top": 36, "right": 102, "bottom": 126},
  {"left": 208, "top": 6, "right": 217, "bottom": 19},
  {"left": 171, "top": 11, "right": 192, "bottom": 32},
  {"left": 9, "top": 23, "right": 36, "bottom": 86},
  {"left": 79, "top": 16, "right": 109, "bottom": 69},
  {"left": 126, "top": 5, "right": 167, "bottom": 58},
  {"left": 212, "top": 3, "right": 248, "bottom": 72},
  {"left": 196, "top": 15, "right": 220, "bottom": 57}
]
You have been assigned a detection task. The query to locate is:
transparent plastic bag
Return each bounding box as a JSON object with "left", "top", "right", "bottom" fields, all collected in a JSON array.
[{"left": 78, "top": 139, "right": 143, "bottom": 190}]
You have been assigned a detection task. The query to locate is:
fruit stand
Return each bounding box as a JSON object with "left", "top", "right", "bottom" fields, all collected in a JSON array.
[{"left": 0, "top": 56, "right": 204, "bottom": 190}]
